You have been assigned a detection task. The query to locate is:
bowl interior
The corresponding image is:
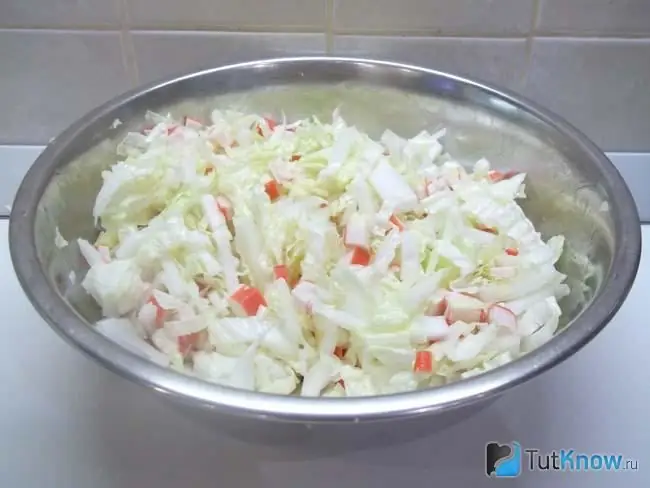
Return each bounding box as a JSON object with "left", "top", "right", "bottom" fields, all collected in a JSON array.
[{"left": 27, "top": 62, "right": 618, "bottom": 397}]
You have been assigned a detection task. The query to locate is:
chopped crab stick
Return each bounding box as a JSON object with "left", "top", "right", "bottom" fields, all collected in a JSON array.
[
  {"left": 413, "top": 350, "right": 433, "bottom": 373},
  {"left": 229, "top": 285, "right": 267, "bottom": 316},
  {"left": 488, "top": 304, "right": 517, "bottom": 330},
  {"left": 488, "top": 170, "right": 519, "bottom": 182},
  {"left": 264, "top": 179, "right": 283, "bottom": 201},
  {"left": 444, "top": 291, "right": 487, "bottom": 325},
  {"left": 148, "top": 296, "right": 167, "bottom": 328},
  {"left": 178, "top": 330, "right": 206, "bottom": 356},
  {"left": 505, "top": 247, "right": 519, "bottom": 256},
  {"left": 256, "top": 117, "right": 277, "bottom": 136},
  {"left": 273, "top": 265, "right": 290, "bottom": 282},
  {"left": 215, "top": 196, "right": 233, "bottom": 221},
  {"left": 389, "top": 214, "right": 405, "bottom": 231},
  {"left": 349, "top": 246, "right": 371, "bottom": 266}
]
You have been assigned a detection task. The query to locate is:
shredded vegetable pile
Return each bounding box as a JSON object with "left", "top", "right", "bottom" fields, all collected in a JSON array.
[{"left": 75, "top": 108, "right": 569, "bottom": 397}]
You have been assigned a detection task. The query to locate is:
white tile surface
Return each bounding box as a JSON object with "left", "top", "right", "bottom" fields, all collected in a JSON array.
[
  {"left": 524, "top": 38, "right": 650, "bottom": 152},
  {"left": 0, "top": 30, "right": 130, "bottom": 144},
  {"left": 333, "top": 0, "right": 536, "bottom": 34},
  {"left": 0, "top": 0, "right": 121, "bottom": 28},
  {"left": 0, "top": 218, "right": 647, "bottom": 486},
  {"left": 132, "top": 31, "right": 326, "bottom": 84},
  {"left": 332, "top": 36, "right": 528, "bottom": 90},
  {"left": 127, "top": 0, "right": 327, "bottom": 29},
  {"left": 537, "top": 0, "right": 650, "bottom": 35},
  {"left": 0, "top": 146, "right": 43, "bottom": 214}
]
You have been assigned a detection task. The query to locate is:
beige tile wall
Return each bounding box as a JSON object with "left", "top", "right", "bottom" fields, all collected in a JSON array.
[{"left": 1, "top": 0, "right": 649, "bottom": 151}]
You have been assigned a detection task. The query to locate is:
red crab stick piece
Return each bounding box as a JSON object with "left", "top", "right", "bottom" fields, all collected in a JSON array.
[
  {"left": 273, "top": 265, "right": 289, "bottom": 282},
  {"left": 488, "top": 170, "right": 519, "bottom": 182},
  {"left": 488, "top": 304, "right": 517, "bottom": 330},
  {"left": 505, "top": 247, "right": 519, "bottom": 256},
  {"left": 444, "top": 292, "right": 487, "bottom": 325},
  {"left": 427, "top": 298, "right": 447, "bottom": 316},
  {"left": 215, "top": 195, "right": 233, "bottom": 222},
  {"left": 264, "top": 117, "right": 278, "bottom": 131},
  {"left": 178, "top": 330, "right": 208, "bottom": 356},
  {"left": 413, "top": 350, "right": 433, "bottom": 373},
  {"left": 425, "top": 290, "right": 449, "bottom": 316},
  {"left": 147, "top": 296, "right": 167, "bottom": 328},
  {"left": 264, "top": 179, "right": 283, "bottom": 201},
  {"left": 256, "top": 117, "right": 278, "bottom": 136},
  {"left": 389, "top": 214, "right": 405, "bottom": 231},
  {"left": 333, "top": 346, "right": 347, "bottom": 359},
  {"left": 229, "top": 285, "right": 267, "bottom": 316},
  {"left": 349, "top": 246, "right": 371, "bottom": 266}
]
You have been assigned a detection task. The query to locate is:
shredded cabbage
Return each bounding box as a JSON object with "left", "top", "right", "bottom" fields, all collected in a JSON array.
[{"left": 81, "top": 109, "right": 569, "bottom": 397}]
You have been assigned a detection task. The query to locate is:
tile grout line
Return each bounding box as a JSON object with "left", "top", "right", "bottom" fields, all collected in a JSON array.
[
  {"left": 325, "top": 0, "right": 334, "bottom": 54},
  {"left": 0, "top": 24, "right": 121, "bottom": 31},
  {"left": 521, "top": 0, "right": 541, "bottom": 90},
  {"left": 117, "top": 0, "right": 140, "bottom": 86},
  {"left": 0, "top": 25, "right": 326, "bottom": 34},
  {"left": 0, "top": 24, "right": 649, "bottom": 39},
  {"left": 116, "top": 0, "right": 131, "bottom": 85}
]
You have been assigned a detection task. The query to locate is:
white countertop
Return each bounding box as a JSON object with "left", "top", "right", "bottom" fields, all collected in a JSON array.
[{"left": 0, "top": 148, "right": 648, "bottom": 487}]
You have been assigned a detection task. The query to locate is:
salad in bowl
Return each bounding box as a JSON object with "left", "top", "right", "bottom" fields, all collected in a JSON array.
[{"left": 72, "top": 108, "right": 568, "bottom": 397}]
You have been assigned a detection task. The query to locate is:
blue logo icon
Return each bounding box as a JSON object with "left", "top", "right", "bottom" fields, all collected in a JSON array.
[{"left": 486, "top": 441, "right": 522, "bottom": 478}]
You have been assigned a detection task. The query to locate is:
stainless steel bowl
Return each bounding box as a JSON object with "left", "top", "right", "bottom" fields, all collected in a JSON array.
[{"left": 9, "top": 57, "right": 641, "bottom": 448}]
